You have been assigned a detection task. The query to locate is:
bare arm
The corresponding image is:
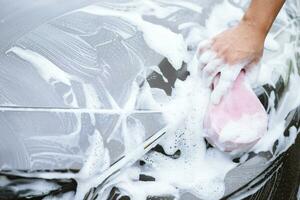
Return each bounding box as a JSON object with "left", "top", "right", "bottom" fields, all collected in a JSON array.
[
  {"left": 210, "top": 0, "right": 286, "bottom": 65},
  {"left": 243, "top": 0, "right": 286, "bottom": 36},
  {"left": 199, "top": 0, "right": 285, "bottom": 104}
]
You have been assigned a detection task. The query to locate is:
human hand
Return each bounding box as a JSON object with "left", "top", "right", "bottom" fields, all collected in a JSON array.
[{"left": 198, "top": 20, "right": 267, "bottom": 104}]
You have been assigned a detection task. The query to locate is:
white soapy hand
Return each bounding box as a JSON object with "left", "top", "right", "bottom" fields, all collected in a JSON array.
[
  {"left": 197, "top": 43, "right": 250, "bottom": 104},
  {"left": 210, "top": 63, "right": 245, "bottom": 104}
]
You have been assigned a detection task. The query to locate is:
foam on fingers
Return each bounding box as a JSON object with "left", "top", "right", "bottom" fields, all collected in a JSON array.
[{"left": 210, "top": 63, "right": 244, "bottom": 104}]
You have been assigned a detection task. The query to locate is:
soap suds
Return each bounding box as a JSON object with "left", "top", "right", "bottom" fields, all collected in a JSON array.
[
  {"left": 218, "top": 113, "right": 266, "bottom": 144},
  {"left": 1, "top": 0, "right": 299, "bottom": 200},
  {"left": 94, "top": 1, "right": 300, "bottom": 199},
  {"left": 79, "top": 5, "right": 188, "bottom": 70}
]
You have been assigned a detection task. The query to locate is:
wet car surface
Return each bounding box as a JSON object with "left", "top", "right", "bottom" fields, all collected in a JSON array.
[{"left": 0, "top": 0, "right": 299, "bottom": 199}]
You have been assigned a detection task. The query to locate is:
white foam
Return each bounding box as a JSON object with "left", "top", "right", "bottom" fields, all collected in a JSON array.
[
  {"left": 104, "top": 1, "right": 300, "bottom": 199},
  {"left": 106, "top": 48, "right": 237, "bottom": 199},
  {"left": 79, "top": 5, "right": 188, "bottom": 70},
  {"left": 219, "top": 113, "right": 266, "bottom": 144},
  {"left": 7, "top": 47, "right": 73, "bottom": 86},
  {"left": 3, "top": 1, "right": 300, "bottom": 199}
]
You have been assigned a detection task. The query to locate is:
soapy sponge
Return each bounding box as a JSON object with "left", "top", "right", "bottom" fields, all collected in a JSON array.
[{"left": 204, "top": 71, "right": 268, "bottom": 152}]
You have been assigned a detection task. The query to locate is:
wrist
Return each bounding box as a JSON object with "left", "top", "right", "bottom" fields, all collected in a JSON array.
[{"left": 240, "top": 15, "right": 269, "bottom": 38}]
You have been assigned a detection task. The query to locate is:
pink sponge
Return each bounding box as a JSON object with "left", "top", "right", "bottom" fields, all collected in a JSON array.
[{"left": 204, "top": 71, "right": 268, "bottom": 152}]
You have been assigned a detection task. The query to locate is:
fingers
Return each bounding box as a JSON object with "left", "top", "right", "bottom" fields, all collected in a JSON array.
[
  {"left": 196, "top": 39, "right": 213, "bottom": 64},
  {"left": 202, "top": 58, "right": 223, "bottom": 76},
  {"left": 202, "top": 58, "right": 223, "bottom": 87},
  {"left": 197, "top": 39, "right": 213, "bottom": 54},
  {"left": 196, "top": 39, "right": 252, "bottom": 105},
  {"left": 197, "top": 39, "right": 223, "bottom": 88},
  {"left": 210, "top": 78, "right": 232, "bottom": 104},
  {"left": 199, "top": 50, "right": 217, "bottom": 64},
  {"left": 210, "top": 63, "right": 244, "bottom": 104},
  {"left": 243, "top": 59, "right": 260, "bottom": 83},
  {"left": 198, "top": 50, "right": 217, "bottom": 71}
]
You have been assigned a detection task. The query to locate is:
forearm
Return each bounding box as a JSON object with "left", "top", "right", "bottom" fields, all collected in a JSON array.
[{"left": 242, "top": 0, "right": 285, "bottom": 36}]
